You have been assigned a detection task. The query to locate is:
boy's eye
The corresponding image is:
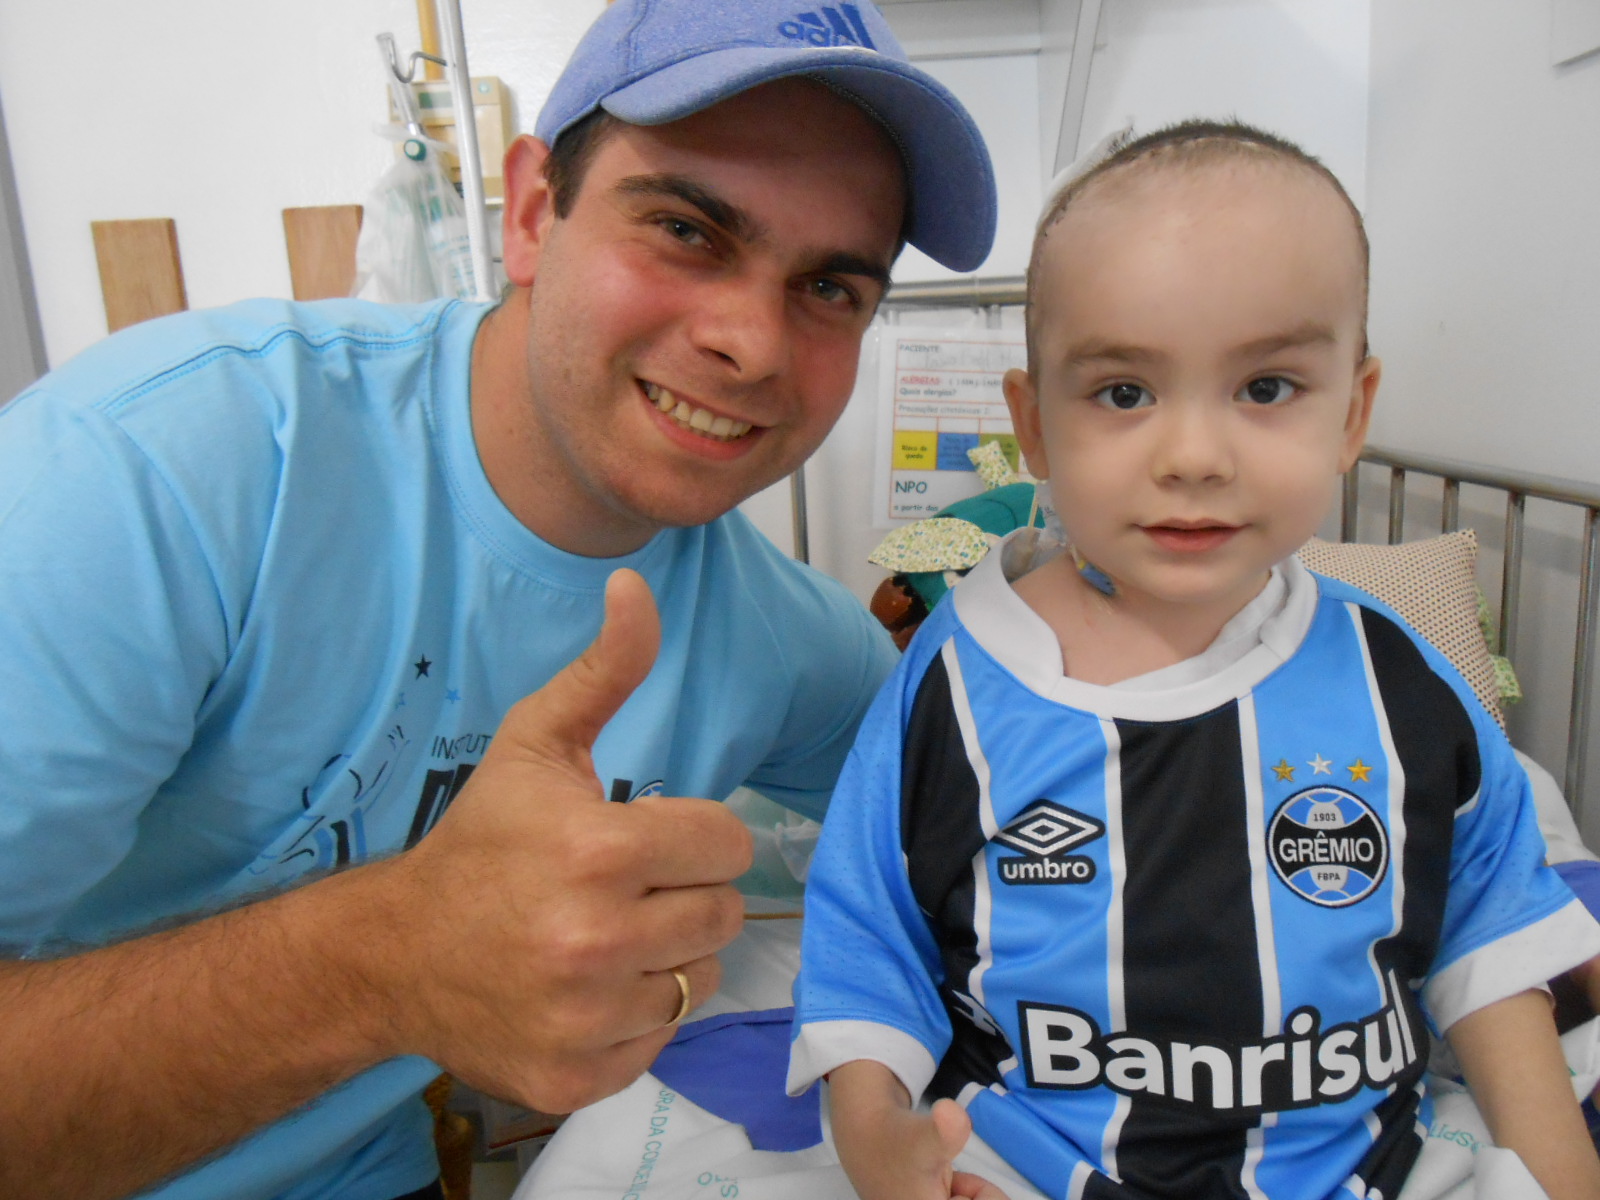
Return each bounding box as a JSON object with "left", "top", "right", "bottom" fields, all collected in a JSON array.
[
  {"left": 1239, "top": 376, "right": 1297, "bottom": 405},
  {"left": 1093, "top": 383, "right": 1154, "bottom": 410}
]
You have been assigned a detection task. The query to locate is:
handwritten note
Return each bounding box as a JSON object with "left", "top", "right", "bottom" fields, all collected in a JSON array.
[{"left": 872, "top": 329, "right": 1027, "bottom": 526}]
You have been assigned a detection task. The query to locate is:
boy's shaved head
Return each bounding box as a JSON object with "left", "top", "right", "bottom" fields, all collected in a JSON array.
[{"left": 1026, "top": 119, "right": 1370, "bottom": 375}]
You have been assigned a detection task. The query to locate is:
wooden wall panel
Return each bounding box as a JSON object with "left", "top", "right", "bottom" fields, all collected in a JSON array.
[
  {"left": 91, "top": 218, "right": 187, "bottom": 333},
  {"left": 282, "top": 205, "right": 363, "bottom": 301}
]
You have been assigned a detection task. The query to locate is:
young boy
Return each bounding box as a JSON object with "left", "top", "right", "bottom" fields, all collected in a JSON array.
[{"left": 789, "top": 122, "right": 1600, "bottom": 1200}]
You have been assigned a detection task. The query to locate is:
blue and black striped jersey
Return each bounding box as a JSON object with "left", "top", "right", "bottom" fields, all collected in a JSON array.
[{"left": 792, "top": 550, "right": 1600, "bottom": 1200}]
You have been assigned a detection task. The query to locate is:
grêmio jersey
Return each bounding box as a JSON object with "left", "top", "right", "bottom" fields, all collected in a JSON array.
[{"left": 791, "top": 547, "right": 1600, "bottom": 1200}]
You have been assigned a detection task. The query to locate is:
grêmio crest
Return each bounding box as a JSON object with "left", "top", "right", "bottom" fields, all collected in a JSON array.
[{"left": 1268, "top": 786, "right": 1389, "bottom": 907}]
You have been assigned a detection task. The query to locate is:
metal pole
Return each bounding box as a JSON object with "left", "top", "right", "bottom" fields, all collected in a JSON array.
[
  {"left": 1566, "top": 508, "right": 1600, "bottom": 811},
  {"left": 789, "top": 467, "right": 810, "bottom": 564},
  {"left": 1500, "top": 493, "right": 1525, "bottom": 659},
  {"left": 1387, "top": 467, "right": 1406, "bottom": 544},
  {"left": 434, "top": 0, "right": 497, "bottom": 301},
  {"left": 1054, "top": 0, "right": 1105, "bottom": 171},
  {"left": 1341, "top": 468, "right": 1359, "bottom": 542},
  {"left": 883, "top": 276, "right": 1026, "bottom": 308}
]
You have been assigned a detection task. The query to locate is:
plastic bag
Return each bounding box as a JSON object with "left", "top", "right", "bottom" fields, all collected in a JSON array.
[{"left": 352, "top": 132, "right": 476, "bottom": 303}]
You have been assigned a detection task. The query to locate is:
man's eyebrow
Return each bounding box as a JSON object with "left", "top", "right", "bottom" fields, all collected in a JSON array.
[
  {"left": 811, "top": 251, "right": 892, "bottom": 290},
  {"left": 613, "top": 173, "right": 764, "bottom": 242}
]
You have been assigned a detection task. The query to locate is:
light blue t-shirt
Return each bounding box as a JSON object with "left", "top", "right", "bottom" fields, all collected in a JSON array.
[{"left": 0, "top": 298, "right": 896, "bottom": 1200}]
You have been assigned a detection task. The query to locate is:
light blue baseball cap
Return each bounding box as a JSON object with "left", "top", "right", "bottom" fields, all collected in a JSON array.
[{"left": 535, "top": 0, "right": 998, "bottom": 273}]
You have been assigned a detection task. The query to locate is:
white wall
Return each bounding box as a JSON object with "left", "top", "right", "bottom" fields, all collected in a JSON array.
[
  {"left": 1367, "top": 3, "right": 1600, "bottom": 478},
  {"left": 1078, "top": 0, "right": 1369, "bottom": 207},
  {"left": 0, "top": 0, "right": 607, "bottom": 370},
  {"left": 1366, "top": 2, "right": 1600, "bottom": 837}
]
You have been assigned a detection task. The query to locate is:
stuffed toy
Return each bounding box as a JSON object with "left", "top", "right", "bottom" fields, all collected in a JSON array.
[{"left": 866, "top": 442, "right": 1043, "bottom": 649}]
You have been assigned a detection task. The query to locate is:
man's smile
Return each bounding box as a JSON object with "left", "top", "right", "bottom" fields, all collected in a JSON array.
[{"left": 641, "top": 380, "right": 756, "bottom": 443}]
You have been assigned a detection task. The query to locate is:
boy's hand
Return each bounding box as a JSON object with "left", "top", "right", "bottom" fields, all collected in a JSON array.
[{"left": 829, "top": 1060, "right": 1012, "bottom": 1200}]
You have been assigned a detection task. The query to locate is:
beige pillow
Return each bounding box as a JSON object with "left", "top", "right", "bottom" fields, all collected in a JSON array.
[{"left": 1296, "top": 531, "right": 1503, "bottom": 725}]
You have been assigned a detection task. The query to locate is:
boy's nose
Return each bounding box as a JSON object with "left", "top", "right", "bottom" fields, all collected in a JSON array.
[{"left": 1151, "top": 402, "right": 1236, "bottom": 486}]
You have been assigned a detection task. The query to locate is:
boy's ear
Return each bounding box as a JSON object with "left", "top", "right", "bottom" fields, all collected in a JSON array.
[
  {"left": 501, "top": 135, "right": 560, "bottom": 289},
  {"left": 1003, "top": 368, "right": 1050, "bottom": 480},
  {"left": 1338, "top": 355, "right": 1381, "bottom": 474}
]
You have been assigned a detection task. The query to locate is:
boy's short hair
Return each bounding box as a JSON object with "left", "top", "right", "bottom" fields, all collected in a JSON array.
[{"left": 1024, "top": 119, "right": 1370, "bottom": 375}]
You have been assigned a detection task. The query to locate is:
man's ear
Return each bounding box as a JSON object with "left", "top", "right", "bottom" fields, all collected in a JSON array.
[
  {"left": 501, "top": 135, "right": 558, "bottom": 288},
  {"left": 1338, "top": 355, "right": 1381, "bottom": 473},
  {"left": 1002, "top": 367, "right": 1050, "bottom": 481}
]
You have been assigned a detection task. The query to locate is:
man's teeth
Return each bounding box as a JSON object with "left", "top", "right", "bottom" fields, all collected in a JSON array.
[{"left": 643, "top": 382, "right": 752, "bottom": 441}]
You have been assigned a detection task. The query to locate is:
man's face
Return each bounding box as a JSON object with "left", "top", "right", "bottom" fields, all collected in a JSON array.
[
  {"left": 1005, "top": 162, "right": 1378, "bottom": 624},
  {"left": 497, "top": 78, "right": 905, "bottom": 555}
]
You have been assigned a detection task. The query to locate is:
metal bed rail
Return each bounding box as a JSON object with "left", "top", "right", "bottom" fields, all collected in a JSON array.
[{"left": 1344, "top": 445, "right": 1600, "bottom": 808}]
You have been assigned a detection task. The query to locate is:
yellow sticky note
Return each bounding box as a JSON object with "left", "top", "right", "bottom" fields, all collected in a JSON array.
[{"left": 894, "top": 431, "right": 937, "bottom": 469}]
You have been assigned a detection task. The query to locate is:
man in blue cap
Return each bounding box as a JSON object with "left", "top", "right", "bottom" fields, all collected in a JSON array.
[{"left": 0, "top": 3, "right": 994, "bottom": 1198}]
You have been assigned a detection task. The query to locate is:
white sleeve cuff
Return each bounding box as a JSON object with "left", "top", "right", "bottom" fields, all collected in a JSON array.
[
  {"left": 787, "top": 1019, "right": 939, "bottom": 1102},
  {"left": 1426, "top": 898, "right": 1600, "bottom": 1032}
]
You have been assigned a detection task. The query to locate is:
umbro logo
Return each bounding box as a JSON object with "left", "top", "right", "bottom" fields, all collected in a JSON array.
[
  {"left": 996, "top": 801, "right": 1104, "bottom": 857},
  {"left": 995, "top": 801, "right": 1104, "bottom": 886},
  {"left": 778, "top": 5, "right": 877, "bottom": 50}
]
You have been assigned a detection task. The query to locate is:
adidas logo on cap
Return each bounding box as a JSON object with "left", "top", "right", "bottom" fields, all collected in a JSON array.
[{"left": 778, "top": 5, "right": 878, "bottom": 50}]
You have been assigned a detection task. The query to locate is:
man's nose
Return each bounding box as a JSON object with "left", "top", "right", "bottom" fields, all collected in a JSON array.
[
  {"left": 687, "top": 275, "right": 788, "bottom": 382},
  {"left": 1151, "top": 400, "right": 1236, "bottom": 485}
]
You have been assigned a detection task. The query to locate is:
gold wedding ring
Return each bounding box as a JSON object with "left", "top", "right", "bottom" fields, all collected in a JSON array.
[{"left": 667, "top": 966, "right": 693, "bottom": 1027}]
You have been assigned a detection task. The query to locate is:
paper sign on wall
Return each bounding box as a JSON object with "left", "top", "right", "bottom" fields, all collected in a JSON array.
[{"left": 872, "top": 329, "right": 1028, "bottom": 527}]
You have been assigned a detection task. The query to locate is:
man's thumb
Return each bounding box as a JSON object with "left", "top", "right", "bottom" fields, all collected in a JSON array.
[{"left": 502, "top": 568, "right": 661, "bottom": 769}]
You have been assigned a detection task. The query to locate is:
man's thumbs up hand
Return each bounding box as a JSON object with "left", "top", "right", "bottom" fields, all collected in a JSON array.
[
  {"left": 502, "top": 568, "right": 661, "bottom": 788},
  {"left": 368, "top": 569, "right": 753, "bottom": 1114}
]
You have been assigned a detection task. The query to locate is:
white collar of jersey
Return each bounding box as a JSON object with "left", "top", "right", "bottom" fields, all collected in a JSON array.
[
  {"left": 1111, "top": 566, "right": 1288, "bottom": 692},
  {"left": 950, "top": 535, "right": 1319, "bottom": 722}
]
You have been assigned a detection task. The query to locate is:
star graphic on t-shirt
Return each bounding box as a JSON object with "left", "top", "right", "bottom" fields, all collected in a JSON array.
[
  {"left": 445, "top": 688, "right": 461, "bottom": 704},
  {"left": 1308, "top": 754, "right": 1333, "bottom": 775},
  {"left": 414, "top": 656, "right": 432, "bottom": 678},
  {"left": 1271, "top": 759, "right": 1295, "bottom": 782},
  {"left": 1347, "top": 758, "right": 1373, "bottom": 783}
]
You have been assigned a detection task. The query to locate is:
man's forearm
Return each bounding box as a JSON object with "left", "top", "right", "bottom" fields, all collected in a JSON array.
[{"left": 0, "top": 862, "right": 403, "bottom": 1200}]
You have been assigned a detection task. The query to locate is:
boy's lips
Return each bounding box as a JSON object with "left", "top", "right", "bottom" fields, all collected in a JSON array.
[{"left": 1141, "top": 523, "right": 1242, "bottom": 552}]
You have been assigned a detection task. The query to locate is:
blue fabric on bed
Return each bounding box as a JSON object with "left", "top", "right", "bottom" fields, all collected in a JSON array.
[
  {"left": 651, "top": 1006, "right": 823, "bottom": 1151},
  {"left": 1556, "top": 860, "right": 1600, "bottom": 918}
]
